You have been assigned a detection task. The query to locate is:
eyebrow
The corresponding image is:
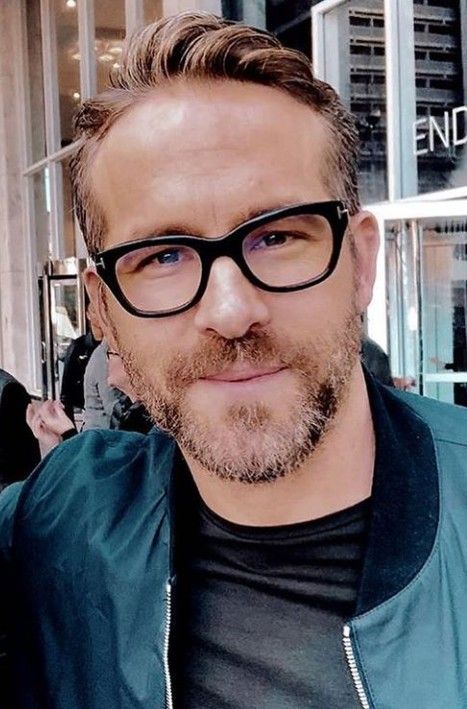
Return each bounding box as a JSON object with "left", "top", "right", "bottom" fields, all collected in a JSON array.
[{"left": 126, "top": 201, "right": 300, "bottom": 241}]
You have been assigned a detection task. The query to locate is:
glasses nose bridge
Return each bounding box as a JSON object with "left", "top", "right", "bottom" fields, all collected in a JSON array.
[{"left": 198, "top": 225, "right": 247, "bottom": 280}]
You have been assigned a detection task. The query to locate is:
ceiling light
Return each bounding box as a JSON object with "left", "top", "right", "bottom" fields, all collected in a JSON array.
[
  {"left": 66, "top": 0, "right": 77, "bottom": 8},
  {"left": 73, "top": 91, "right": 80, "bottom": 100}
]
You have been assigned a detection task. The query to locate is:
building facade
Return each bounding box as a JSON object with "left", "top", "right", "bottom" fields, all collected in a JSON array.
[{"left": 1, "top": 0, "right": 467, "bottom": 407}]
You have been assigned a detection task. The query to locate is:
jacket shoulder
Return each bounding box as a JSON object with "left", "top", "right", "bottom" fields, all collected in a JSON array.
[
  {"left": 385, "top": 387, "right": 467, "bottom": 447},
  {"left": 3, "top": 429, "right": 175, "bottom": 553},
  {"left": 25, "top": 427, "right": 174, "bottom": 489}
]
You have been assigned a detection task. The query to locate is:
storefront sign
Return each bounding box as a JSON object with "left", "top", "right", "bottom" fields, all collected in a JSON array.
[{"left": 413, "top": 106, "right": 467, "bottom": 156}]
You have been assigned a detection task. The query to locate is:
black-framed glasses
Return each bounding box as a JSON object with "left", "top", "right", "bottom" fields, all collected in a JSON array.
[
  {"left": 91, "top": 200, "right": 349, "bottom": 318},
  {"left": 105, "top": 349, "right": 119, "bottom": 360}
]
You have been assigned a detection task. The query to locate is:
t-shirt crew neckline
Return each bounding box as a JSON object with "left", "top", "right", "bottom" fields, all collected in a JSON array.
[{"left": 196, "top": 492, "right": 372, "bottom": 542}]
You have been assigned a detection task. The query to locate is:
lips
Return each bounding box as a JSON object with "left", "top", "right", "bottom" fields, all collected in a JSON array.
[{"left": 201, "top": 365, "right": 286, "bottom": 383}]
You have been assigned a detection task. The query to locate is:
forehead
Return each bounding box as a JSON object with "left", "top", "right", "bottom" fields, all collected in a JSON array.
[{"left": 91, "top": 81, "right": 332, "bottom": 247}]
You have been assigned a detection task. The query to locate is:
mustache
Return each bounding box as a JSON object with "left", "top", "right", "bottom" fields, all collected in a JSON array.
[{"left": 164, "top": 329, "right": 312, "bottom": 389}]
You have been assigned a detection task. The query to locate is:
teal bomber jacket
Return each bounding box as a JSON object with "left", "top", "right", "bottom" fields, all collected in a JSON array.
[{"left": 1, "top": 378, "right": 467, "bottom": 708}]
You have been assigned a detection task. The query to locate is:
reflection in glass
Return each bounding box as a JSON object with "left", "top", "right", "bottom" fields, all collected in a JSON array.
[
  {"left": 347, "top": 0, "right": 387, "bottom": 204},
  {"left": 26, "top": 0, "right": 46, "bottom": 162},
  {"left": 95, "top": 1, "right": 125, "bottom": 93},
  {"left": 267, "top": 1, "right": 312, "bottom": 55},
  {"left": 266, "top": 0, "right": 388, "bottom": 204},
  {"left": 414, "top": 0, "right": 467, "bottom": 194},
  {"left": 51, "top": 282, "right": 79, "bottom": 389},
  {"left": 54, "top": 0, "right": 80, "bottom": 147},
  {"left": 421, "top": 217, "right": 467, "bottom": 406}
]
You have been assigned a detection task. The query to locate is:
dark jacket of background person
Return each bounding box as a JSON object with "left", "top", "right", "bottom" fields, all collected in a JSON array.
[
  {"left": 0, "top": 369, "right": 40, "bottom": 489},
  {"left": 361, "top": 336, "right": 394, "bottom": 387},
  {"left": 110, "top": 397, "right": 153, "bottom": 434},
  {"left": 60, "top": 332, "right": 98, "bottom": 424},
  {"left": 1, "top": 380, "right": 467, "bottom": 707}
]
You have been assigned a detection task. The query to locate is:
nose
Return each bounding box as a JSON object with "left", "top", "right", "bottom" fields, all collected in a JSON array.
[{"left": 193, "top": 257, "right": 271, "bottom": 339}]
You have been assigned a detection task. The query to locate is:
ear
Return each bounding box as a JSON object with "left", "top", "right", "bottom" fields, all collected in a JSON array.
[
  {"left": 348, "top": 210, "right": 380, "bottom": 314},
  {"left": 83, "top": 267, "right": 116, "bottom": 346}
]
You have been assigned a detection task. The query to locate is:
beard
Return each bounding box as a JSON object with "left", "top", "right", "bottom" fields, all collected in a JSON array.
[{"left": 110, "top": 306, "right": 362, "bottom": 485}]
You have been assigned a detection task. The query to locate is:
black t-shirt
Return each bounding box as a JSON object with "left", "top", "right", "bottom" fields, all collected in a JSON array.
[{"left": 171, "top": 485, "right": 370, "bottom": 709}]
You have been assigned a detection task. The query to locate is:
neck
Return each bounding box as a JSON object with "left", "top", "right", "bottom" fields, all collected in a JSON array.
[{"left": 182, "top": 364, "right": 375, "bottom": 526}]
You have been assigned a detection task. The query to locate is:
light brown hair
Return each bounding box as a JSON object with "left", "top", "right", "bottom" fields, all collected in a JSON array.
[{"left": 70, "top": 11, "right": 360, "bottom": 254}]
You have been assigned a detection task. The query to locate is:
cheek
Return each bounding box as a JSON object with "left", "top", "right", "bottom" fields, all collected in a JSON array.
[
  {"left": 107, "top": 302, "right": 192, "bottom": 360},
  {"left": 266, "top": 268, "right": 356, "bottom": 338}
]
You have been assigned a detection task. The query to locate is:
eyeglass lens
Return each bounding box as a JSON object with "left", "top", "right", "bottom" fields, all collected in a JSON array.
[{"left": 114, "top": 213, "right": 334, "bottom": 313}]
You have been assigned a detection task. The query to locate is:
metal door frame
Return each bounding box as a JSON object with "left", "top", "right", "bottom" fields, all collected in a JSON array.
[{"left": 39, "top": 257, "right": 87, "bottom": 400}]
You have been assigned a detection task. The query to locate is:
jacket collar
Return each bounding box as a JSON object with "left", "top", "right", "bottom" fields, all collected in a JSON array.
[{"left": 355, "top": 375, "right": 439, "bottom": 615}]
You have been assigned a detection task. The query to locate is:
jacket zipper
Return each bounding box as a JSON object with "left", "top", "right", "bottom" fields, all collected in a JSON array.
[
  {"left": 164, "top": 581, "right": 174, "bottom": 709},
  {"left": 343, "top": 624, "right": 370, "bottom": 708}
]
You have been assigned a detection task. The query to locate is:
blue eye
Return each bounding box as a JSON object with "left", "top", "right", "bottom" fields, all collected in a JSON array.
[{"left": 155, "top": 249, "right": 181, "bottom": 265}]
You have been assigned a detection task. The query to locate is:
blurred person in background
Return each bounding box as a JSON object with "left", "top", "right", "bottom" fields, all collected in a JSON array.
[
  {"left": 59, "top": 302, "right": 101, "bottom": 424},
  {"left": 27, "top": 351, "right": 150, "bottom": 456},
  {"left": 0, "top": 369, "right": 40, "bottom": 488},
  {"left": 361, "top": 335, "right": 394, "bottom": 387},
  {"left": 81, "top": 339, "right": 129, "bottom": 429},
  {"left": 26, "top": 399, "right": 77, "bottom": 457}
]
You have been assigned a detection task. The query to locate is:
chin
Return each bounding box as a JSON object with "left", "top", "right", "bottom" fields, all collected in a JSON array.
[{"left": 175, "top": 396, "right": 324, "bottom": 485}]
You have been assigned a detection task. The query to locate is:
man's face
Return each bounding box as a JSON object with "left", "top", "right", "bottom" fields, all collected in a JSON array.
[{"left": 86, "top": 81, "right": 377, "bottom": 483}]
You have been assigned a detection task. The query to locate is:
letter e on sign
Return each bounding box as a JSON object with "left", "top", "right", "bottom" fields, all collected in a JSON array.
[{"left": 414, "top": 118, "right": 428, "bottom": 156}]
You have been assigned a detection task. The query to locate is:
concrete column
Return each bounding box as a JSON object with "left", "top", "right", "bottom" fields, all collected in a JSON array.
[{"left": 0, "top": 0, "right": 35, "bottom": 389}]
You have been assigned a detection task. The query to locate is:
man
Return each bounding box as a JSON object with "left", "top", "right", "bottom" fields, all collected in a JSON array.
[{"left": 1, "top": 12, "right": 467, "bottom": 709}]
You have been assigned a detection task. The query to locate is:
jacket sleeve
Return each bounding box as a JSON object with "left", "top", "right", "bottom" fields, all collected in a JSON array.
[{"left": 0, "top": 482, "right": 23, "bottom": 694}]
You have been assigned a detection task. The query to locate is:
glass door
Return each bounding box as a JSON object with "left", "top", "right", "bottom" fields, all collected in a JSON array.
[
  {"left": 420, "top": 217, "right": 467, "bottom": 405},
  {"left": 381, "top": 202, "right": 467, "bottom": 406},
  {"left": 39, "top": 258, "right": 87, "bottom": 400}
]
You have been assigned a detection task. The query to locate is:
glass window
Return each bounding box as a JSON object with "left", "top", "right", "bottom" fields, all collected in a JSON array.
[
  {"left": 347, "top": 0, "right": 387, "bottom": 204},
  {"left": 26, "top": 0, "right": 47, "bottom": 162},
  {"left": 413, "top": 0, "right": 467, "bottom": 194},
  {"left": 420, "top": 216, "right": 467, "bottom": 405},
  {"left": 55, "top": 0, "right": 80, "bottom": 148},
  {"left": 267, "top": 0, "right": 388, "bottom": 205},
  {"left": 385, "top": 220, "right": 420, "bottom": 386},
  {"left": 95, "top": 0, "right": 126, "bottom": 93},
  {"left": 144, "top": 0, "right": 163, "bottom": 24},
  {"left": 267, "top": 1, "right": 313, "bottom": 56}
]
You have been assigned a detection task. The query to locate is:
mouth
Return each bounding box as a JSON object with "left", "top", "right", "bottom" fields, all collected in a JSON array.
[{"left": 201, "top": 365, "right": 287, "bottom": 383}]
